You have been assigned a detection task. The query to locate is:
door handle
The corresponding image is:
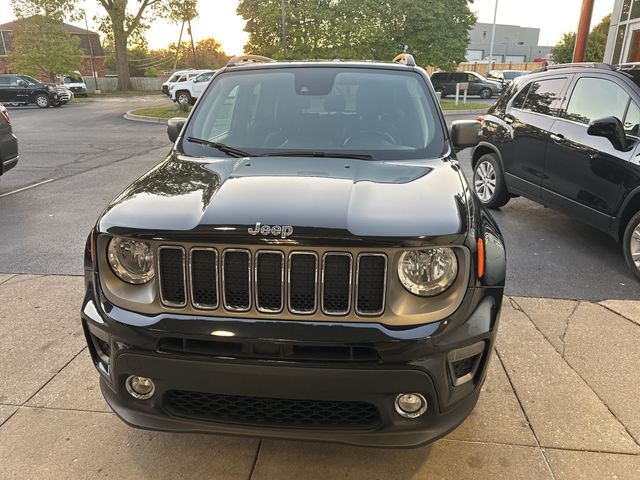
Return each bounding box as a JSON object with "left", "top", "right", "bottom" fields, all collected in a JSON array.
[{"left": 550, "top": 133, "right": 565, "bottom": 143}]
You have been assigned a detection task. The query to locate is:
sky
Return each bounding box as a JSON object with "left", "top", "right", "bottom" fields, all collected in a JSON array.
[{"left": 0, "top": 0, "right": 618, "bottom": 55}]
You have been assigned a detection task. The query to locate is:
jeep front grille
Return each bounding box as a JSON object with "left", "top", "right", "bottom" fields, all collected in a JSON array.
[{"left": 157, "top": 247, "right": 387, "bottom": 317}]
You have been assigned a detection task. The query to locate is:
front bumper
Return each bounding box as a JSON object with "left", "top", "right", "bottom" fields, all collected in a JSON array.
[{"left": 82, "top": 284, "right": 502, "bottom": 448}]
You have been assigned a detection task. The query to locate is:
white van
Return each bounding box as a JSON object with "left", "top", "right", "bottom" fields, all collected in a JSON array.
[{"left": 61, "top": 72, "right": 88, "bottom": 97}]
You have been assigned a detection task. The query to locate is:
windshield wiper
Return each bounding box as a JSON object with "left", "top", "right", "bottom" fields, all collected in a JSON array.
[
  {"left": 263, "top": 151, "right": 374, "bottom": 160},
  {"left": 186, "top": 137, "right": 257, "bottom": 158}
]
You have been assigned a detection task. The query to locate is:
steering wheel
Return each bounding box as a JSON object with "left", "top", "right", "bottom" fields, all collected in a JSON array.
[{"left": 343, "top": 131, "right": 397, "bottom": 146}]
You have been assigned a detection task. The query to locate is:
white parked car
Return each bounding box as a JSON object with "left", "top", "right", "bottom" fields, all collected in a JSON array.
[
  {"left": 161, "top": 69, "right": 210, "bottom": 97},
  {"left": 169, "top": 70, "right": 216, "bottom": 105}
]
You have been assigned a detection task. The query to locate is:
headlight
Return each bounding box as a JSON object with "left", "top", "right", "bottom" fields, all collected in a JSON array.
[
  {"left": 107, "top": 237, "right": 155, "bottom": 284},
  {"left": 398, "top": 248, "right": 458, "bottom": 296}
]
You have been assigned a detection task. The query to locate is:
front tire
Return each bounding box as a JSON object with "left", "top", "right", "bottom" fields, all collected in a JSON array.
[
  {"left": 623, "top": 210, "right": 640, "bottom": 281},
  {"left": 473, "top": 153, "right": 510, "bottom": 209},
  {"left": 479, "top": 88, "right": 492, "bottom": 100},
  {"left": 176, "top": 91, "right": 192, "bottom": 106},
  {"left": 35, "top": 94, "right": 50, "bottom": 108}
]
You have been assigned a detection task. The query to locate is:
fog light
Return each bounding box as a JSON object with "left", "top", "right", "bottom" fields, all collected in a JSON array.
[
  {"left": 125, "top": 375, "right": 155, "bottom": 400},
  {"left": 394, "top": 393, "right": 427, "bottom": 418}
]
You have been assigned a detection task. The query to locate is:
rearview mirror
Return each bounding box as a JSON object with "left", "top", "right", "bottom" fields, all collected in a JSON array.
[
  {"left": 167, "top": 117, "right": 186, "bottom": 143},
  {"left": 587, "top": 116, "right": 628, "bottom": 151},
  {"left": 450, "top": 120, "right": 481, "bottom": 151}
]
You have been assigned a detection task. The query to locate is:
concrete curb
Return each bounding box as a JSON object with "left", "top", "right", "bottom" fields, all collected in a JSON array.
[
  {"left": 443, "top": 109, "right": 487, "bottom": 116},
  {"left": 123, "top": 110, "right": 169, "bottom": 124}
]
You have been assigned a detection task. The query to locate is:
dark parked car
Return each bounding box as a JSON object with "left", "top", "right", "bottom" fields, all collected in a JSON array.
[
  {"left": 0, "top": 103, "right": 18, "bottom": 181},
  {"left": 81, "top": 53, "right": 506, "bottom": 447},
  {"left": 0, "top": 73, "right": 68, "bottom": 108},
  {"left": 430, "top": 71, "right": 502, "bottom": 99},
  {"left": 472, "top": 63, "right": 640, "bottom": 280},
  {"left": 486, "top": 69, "right": 530, "bottom": 85}
]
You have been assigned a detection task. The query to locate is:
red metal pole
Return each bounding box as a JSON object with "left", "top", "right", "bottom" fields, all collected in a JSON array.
[{"left": 573, "top": 0, "right": 595, "bottom": 62}]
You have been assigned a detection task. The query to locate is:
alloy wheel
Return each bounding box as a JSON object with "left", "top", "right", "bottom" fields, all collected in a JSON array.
[
  {"left": 474, "top": 161, "right": 497, "bottom": 202},
  {"left": 36, "top": 95, "right": 49, "bottom": 108},
  {"left": 631, "top": 224, "right": 640, "bottom": 269},
  {"left": 178, "top": 93, "right": 190, "bottom": 105}
]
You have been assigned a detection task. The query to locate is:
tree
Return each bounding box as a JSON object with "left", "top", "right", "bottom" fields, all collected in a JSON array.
[
  {"left": 9, "top": 16, "right": 84, "bottom": 81},
  {"left": 236, "top": 0, "right": 476, "bottom": 69},
  {"left": 552, "top": 14, "right": 611, "bottom": 64},
  {"left": 12, "top": 0, "right": 201, "bottom": 90}
]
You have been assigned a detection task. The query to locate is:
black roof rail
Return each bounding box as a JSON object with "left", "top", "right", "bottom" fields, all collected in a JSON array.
[
  {"left": 226, "top": 54, "right": 274, "bottom": 67},
  {"left": 392, "top": 53, "right": 416, "bottom": 67},
  {"left": 533, "top": 62, "right": 615, "bottom": 73}
]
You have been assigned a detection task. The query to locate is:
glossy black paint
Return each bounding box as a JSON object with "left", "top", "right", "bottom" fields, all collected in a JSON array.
[
  {"left": 474, "top": 67, "right": 640, "bottom": 241},
  {"left": 83, "top": 60, "right": 507, "bottom": 446},
  {"left": 0, "top": 104, "right": 18, "bottom": 176}
]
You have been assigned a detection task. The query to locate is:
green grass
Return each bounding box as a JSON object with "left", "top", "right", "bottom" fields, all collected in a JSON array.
[
  {"left": 440, "top": 100, "right": 488, "bottom": 111},
  {"left": 93, "top": 90, "right": 163, "bottom": 97},
  {"left": 129, "top": 105, "right": 191, "bottom": 119}
]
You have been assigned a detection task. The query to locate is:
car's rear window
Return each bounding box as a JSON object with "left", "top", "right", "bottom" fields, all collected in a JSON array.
[{"left": 183, "top": 67, "right": 446, "bottom": 160}]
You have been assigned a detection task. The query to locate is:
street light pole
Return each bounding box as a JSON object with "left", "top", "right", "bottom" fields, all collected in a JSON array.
[
  {"left": 573, "top": 0, "right": 595, "bottom": 62},
  {"left": 488, "top": 0, "right": 498, "bottom": 66},
  {"left": 83, "top": 9, "right": 100, "bottom": 94},
  {"left": 280, "top": 0, "right": 287, "bottom": 59}
]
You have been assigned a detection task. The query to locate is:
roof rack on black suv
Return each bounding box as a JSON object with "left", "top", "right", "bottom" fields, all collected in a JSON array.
[
  {"left": 472, "top": 61, "right": 640, "bottom": 281},
  {"left": 534, "top": 62, "right": 616, "bottom": 73},
  {"left": 226, "top": 54, "right": 274, "bottom": 67}
]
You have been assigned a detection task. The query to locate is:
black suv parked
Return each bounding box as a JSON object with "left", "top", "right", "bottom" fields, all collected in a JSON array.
[
  {"left": 0, "top": 74, "right": 68, "bottom": 108},
  {"left": 473, "top": 63, "right": 640, "bottom": 280},
  {"left": 81, "top": 54, "right": 506, "bottom": 447},
  {"left": 430, "top": 71, "right": 502, "bottom": 99},
  {"left": 0, "top": 104, "right": 18, "bottom": 180}
]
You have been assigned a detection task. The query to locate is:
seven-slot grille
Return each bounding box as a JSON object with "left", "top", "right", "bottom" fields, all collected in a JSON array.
[{"left": 157, "top": 247, "right": 387, "bottom": 317}]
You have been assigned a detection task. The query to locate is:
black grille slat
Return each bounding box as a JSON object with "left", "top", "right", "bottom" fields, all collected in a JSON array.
[
  {"left": 356, "top": 255, "right": 387, "bottom": 315},
  {"left": 289, "top": 253, "right": 317, "bottom": 313},
  {"left": 256, "top": 252, "right": 283, "bottom": 312},
  {"left": 165, "top": 390, "right": 380, "bottom": 429},
  {"left": 191, "top": 249, "right": 218, "bottom": 308},
  {"left": 158, "top": 247, "right": 186, "bottom": 306},
  {"left": 322, "top": 254, "right": 352, "bottom": 315},
  {"left": 223, "top": 250, "right": 251, "bottom": 311}
]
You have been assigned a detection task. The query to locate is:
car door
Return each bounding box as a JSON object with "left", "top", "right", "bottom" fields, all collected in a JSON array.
[
  {"left": 542, "top": 75, "right": 637, "bottom": 229},
  {"left": 0, "top": 76, "right": 10, "bottom": 102},
  {"left": 466, "top": 73, "right": 482, "bottom": 95},
  {"left": 500, "top": 75, "right": 571, "bottom": 198},
  {"left": 193, "top": 72, "right": 214, "bottom": 98}
]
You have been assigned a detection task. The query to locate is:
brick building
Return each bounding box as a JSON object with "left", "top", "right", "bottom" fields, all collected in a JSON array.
[{"left": 0, "top": 17, "right": 106, "bottom": 79}]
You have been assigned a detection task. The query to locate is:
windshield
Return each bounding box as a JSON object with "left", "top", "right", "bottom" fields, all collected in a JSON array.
[
  {"left": 183, "top": 67, "right": 445, "bottom": 160},
  {"left": 63, "top": 75, "right": 83, "bottom": 83},
  {"left": 168, "top": 72, "right": 183, "bottom": 82}
]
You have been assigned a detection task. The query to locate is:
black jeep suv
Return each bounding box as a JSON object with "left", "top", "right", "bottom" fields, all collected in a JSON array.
[
  {"left": 0, "top": 73, "right": 69, "bottom": 108},
  {"left": 0, "top": 104, "right": 18, "bottom": 180},
  {"left": 473, "top": 63, "right": 640, "bottom": 280},
  {"left": 81, "top": 54, "right": 506, "bottom": 447}
]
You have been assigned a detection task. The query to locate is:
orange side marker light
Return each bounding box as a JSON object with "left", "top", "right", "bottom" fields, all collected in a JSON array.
[{"left": 477, "top": 237, "right": 485, "bottom": 279}]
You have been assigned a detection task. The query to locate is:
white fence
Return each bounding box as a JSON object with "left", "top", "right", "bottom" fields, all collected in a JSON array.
[{"left": 82, "top": 76, "right": 167, "bottom": 92}]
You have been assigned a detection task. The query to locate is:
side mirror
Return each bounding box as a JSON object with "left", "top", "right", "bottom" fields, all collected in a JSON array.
[
  {"left": 450, "top": 120, "right": 481, "bottom": 151},
  {"left": 167, "top": 117, "right": 186, "bottom": 143},
  {"left": 587, "top": 116, "right": 628, "bottom": 151}
]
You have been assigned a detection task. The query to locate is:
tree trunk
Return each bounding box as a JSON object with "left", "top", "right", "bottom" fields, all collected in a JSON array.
[{"left": 114, "top": 29, "right": 130, "bottom": 90}]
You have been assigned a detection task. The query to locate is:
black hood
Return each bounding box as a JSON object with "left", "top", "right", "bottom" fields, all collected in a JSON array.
[{"left": 99, "top": 155, "right": 468, "bottom": 240}]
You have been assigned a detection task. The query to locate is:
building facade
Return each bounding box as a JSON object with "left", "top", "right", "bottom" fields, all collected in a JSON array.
[
  {"left": 0, "top": 17, "right": 105, "bottom": 80},
  {"left": 605, "top": 0, "right": 640, "bottom": 64},
  {"left": 467, "top": 22, "right": 552, "bottom": 63}
]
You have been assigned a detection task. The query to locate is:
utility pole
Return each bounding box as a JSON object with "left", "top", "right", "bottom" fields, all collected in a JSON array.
[
  {"left": 84, "top": 9, "right": 100, "bottom": 94},
  {"left": 173, "top": 20, "right": 185, "bottom": 71},
  {"left": 280, "top": 0, "right": 287, "bottom": 59},
  {"left": 488, "top": 0, "right": 498, "bottom": 66},
  {"left": 573, "top": 0, "right": 595, "bottom": 62},
  {"left": 187, "top": 18, "right": 198, "bottom": 69}
]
